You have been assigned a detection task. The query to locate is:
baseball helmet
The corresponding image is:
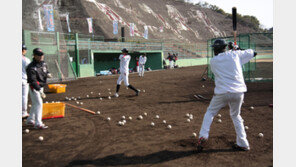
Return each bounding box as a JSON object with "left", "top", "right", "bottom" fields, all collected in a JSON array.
[
  {"left": 211, "top": 39, "right": 227, "bottom": 48},
  {"left": 228, "top": 42, "right": 234, "bottom": 49},
  {"left": 22, "top": 44, "right": 27, "bottom": 50},
  {"left": 121, "top": 48, "right": 128, "bottom": 53},
  {"left": 33, "top": 48, "right": 44, "bottom": 56}
]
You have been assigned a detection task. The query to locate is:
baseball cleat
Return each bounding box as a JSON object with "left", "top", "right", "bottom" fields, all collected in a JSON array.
[
  {"left": 34, "top": 124, "right": 48, "bottom": 130},
  {"left": 136, "top": 90, "right": 140, "bottom": 96},
  {"left": 197, "top": 137, "right": 208, "bottom": 152},
  {"left": 114, "top": 93, "right": 119, "bottom": 98},
  {"left": 232, "top": 144, "right": 250, "bottom": 151}
]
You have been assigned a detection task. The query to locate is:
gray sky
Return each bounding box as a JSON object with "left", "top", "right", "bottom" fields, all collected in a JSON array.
[{"left": 189, "top": 0, "right": 273, "bottom": 29}]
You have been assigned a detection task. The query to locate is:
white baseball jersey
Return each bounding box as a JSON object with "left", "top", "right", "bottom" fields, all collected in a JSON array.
[
  {"left": 210, "top": 49, "right": 254, "bottom": 94},
  {"left": 22, "top": 55, "right": 31, "bottom": 82},
  {"left": 119, "top": 54, "right": 131, "bottom": 73},
  {"left": 139, "top": 55, "right": 147, "bottom": 65}
]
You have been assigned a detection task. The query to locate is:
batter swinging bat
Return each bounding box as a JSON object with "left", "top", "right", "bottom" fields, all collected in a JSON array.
[{"left": 232, "top": 7, "right": 237, "bottom": 45}]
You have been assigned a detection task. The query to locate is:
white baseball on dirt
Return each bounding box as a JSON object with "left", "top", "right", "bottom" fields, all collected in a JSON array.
[
  {"left": 108, "top": 88, "right": 111, "bottom": 91},
  {"left": 98, "top": 93, "right": 101, "bottom": 96},
  {"left": 138, "top": 115, "right": 143, "bottom": 120},
  {"left": 217, "top": 119, "right": 222, "bottom": 123},
  {"left": 122, "top": 120, "right": 126, "bottom": 123},
  {"left": 143, "top": 90, "right": 146, "bottom": 93},
  {"left": 122, "top": 116, "right": 126, "bottom": 119},
  {"left": 187, "top": 119, "right": 191, "bottom": 122},
  {"left": 28, "top": 104, "right": 32, "bottom": 108},
  {"left": 76, "top": 101, "right": 79, "bottom": 104},
  {"left": 167, "top": 125, "right": 172, "bottom": 129},
  {"left": 107, "top": 117, "right": 111, "bottom": 121},
  {"left": 100, "top": 98, "right": 103, "bottom": 100},
  {"left": 143, "top": 112, "right": 147, "bottom": 116},
  {"left": 109, "top": 92, "right": 111, "bottom": 95},
  {"left": 163, "top": 120, "right": 166, "bottom": 124},
  {"left": 151, "top": 122, "right": 155, "bottom": 126},
  {"left": 80, "top": 102, "right": 83, "bottom": 105},
  {"left": 97, "top": 111, "right": 101, "bottom": 114},
  {"left": 258, "top": 133, "right": 264, "bottom": 138},
  {"left": 108, "top": 96, "right": 111, "bottom": 100},
  {"left": 126, "top": 87, "right": 128, "bottom": 90},
  {"left": 186, "top": 113, "right": 190, "bottom": 117},
  {"left": 192, "top": 133, "right": 197, "bottom": 137},
  {"left": 86, "top": 95, "right": 89, "bottom": 98},
  {"left": 250, "top": 106, "right": 254, "bottom": 110},
  {"left": 217, "top": 114, "right": 222, "bottom": 118},
  {"left": 155, "top": 115, "right": 160, "bottom": 119},
  {"left": 91, "top": 92, "right": 93, "bottom": 94},
  {"left": 25, "top": 129, "right": 29, "bottom": 133},
  {"left": 245, "top": 126, "right": 249, "bottom": 130},
  {"left": 202, "top": 85, "right": 205, "bottom": 88},
  {"left": 129, "top": 116, "right": 132, "bottom": 120},
  {"left": 38, "top": 136, "right": 44, "bottom": 141}
]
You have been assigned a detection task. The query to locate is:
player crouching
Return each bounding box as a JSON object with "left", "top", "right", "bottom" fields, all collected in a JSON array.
[{"left": 197, "top": 39, "right": 257, "bottom": 152}]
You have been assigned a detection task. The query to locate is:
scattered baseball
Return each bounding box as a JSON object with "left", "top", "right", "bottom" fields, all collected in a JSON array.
[
  {"left": 65, "top": 97, "right": 68, "bottom": 100},
  {"left": 186, "top": 113, "right": 190, "bottom": 117},
  {"left": 167, "top": 125, "right": 172, "bottom": 129},
  {"left": 217, "top": 119, "right": 222, "bottom": 123},
  {"left": 25, "top": 129, "right": 29, "bottom": 133},
  {"left": 68, "top": 98, "right": 71, "bottom": 101},
  {"left": 258, "top": 133, "right": 264, "bottom": 138},
  {"left": 100, "top": 98, "right": 103, "bottom": 100},
  {"left": 76, "top": 101, "right": 79, "bottom": 104},
  {"left": 45, "top": 101, "right": 48, "bottom": 103},
  {"left": 108, "top": 96, "right": 111, "bottom": 100},
  {"left": 86, "top": 95, "right": 89, "bottom": 98},
  {"left": 109, "top": 92, "right": 112, "bottom": 95},
  {"left": 155, "top": 115, "right": 160, "bottom": 119},
  {"left": 126, "top": 87, "right": 128, "bottom": 90},
  {"left": 143, "top": 90, "right": 146, "bottom": 93},
  {"left": 91, "top": 92, "right": 93, "bottom": 94},
  {"left": 28, "top": 104, "right": 32, "bottom": 108},
  {"left": 245, "top": 126, "right": 249, "bottom": 130},
  {"left": 107, "top": 117, "right": 111, "bottom": 121},
  {"left": 217, "top": 114, "right": 222, "bottom": 118},
  {"left": 108, "top": 88, "right": 111, "bottom": 91},
  {"left": 97, "top": 111, "right": 101, "bottom": 114},
  {"left": 122, "top": 120, "right": 126, "bottom": 124},
  {"left": 189, "top": 114, "right": 193, "bottom": 119},
  {"left": 72, "top": 97, "right": 75, "bottom": 100},
  {"left": 51, "top": 101, "right": 55, "bottom": 103},
  {"left": 74, "top": 98, "right": 77, "bottom": 101},
  {"left": 38, "top": 136, "right": 44, "bottom": 141},
  {"left": 202, "top": 85, "right": 205, "bottom": 88},
  {"left": 118, "top": 121, "right": 123, "bottom": 126},
  {"left": 80, "top": 102, "right": 83, "bottom": 105},
  {"left": 138, "top": 115, "right": 143, "bottom": 120},
  {"left": 78, "top": 96, "right": 81, "bottom": 100},
  {"left": 151, "top": 122, "right": 155, "bottom": 126},
  {"left": 162, "top": 120, "right": 166, "bottom": 124},
  {"left": 98, "top": 93, "right": 101, "bottom": 96},
  {"left": 192, "top": 133, "right": 197, "bottom": 137},
  {"left": 122, "top": 116, "right": 126, "bottom": 120},
  {"left": 187, "top": 119, "right": 191, "bottom": 122},
  {"left": 128, "top": 116, "right": 132, "bottom": 120},
  {"left": 143, "top": 112, "right": 148, "bottom": 116},
  {"left": 250, "top": 106, "right": 254, "bottom": 110}
]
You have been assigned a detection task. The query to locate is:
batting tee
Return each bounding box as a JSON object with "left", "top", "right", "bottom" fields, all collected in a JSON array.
[{"left": 207, "top": 33, "right": 273, "bottom": 82}]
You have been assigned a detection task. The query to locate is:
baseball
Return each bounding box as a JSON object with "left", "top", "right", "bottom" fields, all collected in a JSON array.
[
  {"left": 258, "top": 133, "right": 264, "bottom": 138},
  {"left": 186, "top": 113, "right": 190, "bottom": 117},
  {"left": 107, "top": 117, "right": 111, "bottom": 121},
  {"left": 138, "top": 115, "right": 143, "bottom": 120},
  {"left": 97, "top": 111, "right": 101, "bottom": 114},
  {"left": 45, "top": 101, "right": 48, "bottom": 103},
  {"left": 65, "top": 97, "right": 68, "bottom": 100},
  {"left": 25, "top": 129, "right": 29, "bottom": 133},
  {"left": 192, "top": 133, "right": 197, "bottom": 137},
  {"left": 108, "top": 88, "right": 111, "bottom": 91},
  {"left": 126, "top": 87, "right": 128, "bottom": 89},
  {"left": 72, "top": 97, "right": 75, "bottom": 99},
  {"left": 250, "top": 106, "right": 254, "bottom": 110},
  {"left": 86, "top": 95, "right": 89, "bottom": 98},
  {"left": 187, "top": 119, "right": 191, "bottom": 122},
  {"left": 167, "top": 125, "right": 172, "bottom": 129},
  {"left": 128, "top": 116, "right": 132, "bottom": 120},
  {"left": 155, "top": 115, "right": 160, "bottom": 119},
  {"left": 151, "top": 122, "right": 155, "bottom": 126},
  {"left": 189, "top": 114, "right": 193, "bottom": 119},
  {"left": 245, "top": 126, "right": 249, "bottom": 130},
  {"left": 109, "top": 92, "right": 112, "bottom": 95},
  {"left": 78, "top": 96, "right": 81, "bottom": 99},
  {"left": 74, "top": 98, "right": 77, "bottom": 101},
  {"left": 80, "top": 102, "right": 83, "bottom": 105},
  {"left": 217, "top": 119, "right": 222, "bottom": 123},
  {"left": 91, "top": 92, "right": 93, "bottom": 94},
  {"left": 162, "top": 120, "right": 166, "bottom": 124},
  {"left": 108, "top": 96, "right": 111, "bottom": 100},
  {"left": 143, "top": 112, "right": 147, "bottom": 116},
  {"left": 76, "top": 101, "right": 79, "bottom": 104},
  {"left": 122, "top": 120, "right": 126, "bottom": 123},
  {"left": 100, "top": 98, "right": 103, "bottom": 100},
  {"left": 51, "top": 101, "right": 55, "bottom": 103},
  {"left": 98, "top": 93, "right": 101, "bottom": 96},
  {"left": 38, "top": 136, "right": 44, "bottom": 141},
  {"left": 217, "top": 114, "right": 222, "bottom": 118},
  {"left": 122, "top": 116, "right": 126, "bottom": 119},
  {"left": 202, "top": 85, "right": 205, "bottom": 88},
  {"left": 143, "top": 90, "right": 146, "bottom": 93},
  {"left": 118, "top": 121, "right": 123, "bottom": 126},
  {"left": 28, "top": 104, "right": 32, "bottom": 108}
]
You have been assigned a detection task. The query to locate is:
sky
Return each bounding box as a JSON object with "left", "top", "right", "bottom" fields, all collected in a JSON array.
[{"left": 189, "top": 0, "right": 273, "bottom": 29}]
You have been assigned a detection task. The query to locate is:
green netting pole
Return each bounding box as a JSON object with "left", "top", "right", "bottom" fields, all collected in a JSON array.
[
  {"left": 75, "top": 33, "right": 80, "bottom": 77},
  {"left": 56, "top": 32, "right": 61, "bottom": 80}
]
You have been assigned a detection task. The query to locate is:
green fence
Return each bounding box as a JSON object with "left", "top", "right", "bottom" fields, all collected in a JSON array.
[{"left": 207, "top": 33, "right": 273, "bottom": 82}]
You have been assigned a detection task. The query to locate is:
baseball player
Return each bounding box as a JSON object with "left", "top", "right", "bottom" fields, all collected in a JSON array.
[
  {"left": 114, "top": 48, "right": 140, "bottom": 97},
  {"left": 139, "top": 53, "right": 147, "bottom": 77},
  {"left": 197, "top": 39, "right": 257, "bottom": 152},
  {"left": 167, "top": 53, "right": 174, "bottom": 69},
  {"left": 22, "top": 45, "right": 31, "bottom": 118},
  {"left": 26, "top": 48, "right": 51, "bottom": 129},
  {"left": 228, "top": 41, "right": 239, "bottom": 51}
]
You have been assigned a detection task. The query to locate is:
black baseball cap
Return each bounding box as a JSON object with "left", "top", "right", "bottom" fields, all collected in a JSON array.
[
  {"left": 33, "top": 48, "right": 44, "bottom": 56},
  {"left": 22, "top": 44, "right": 27, "bottom": 50},
  {"left": 121, "top": 48, "right": 128, "bottom": 53}
]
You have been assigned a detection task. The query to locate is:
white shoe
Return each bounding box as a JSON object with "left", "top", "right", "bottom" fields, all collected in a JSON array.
[
  {"left": 22, "top": 112, "right": 29, "bottom": 118},
  {"left": 114, "top": 93, "right": 119, "bottom": 98}
]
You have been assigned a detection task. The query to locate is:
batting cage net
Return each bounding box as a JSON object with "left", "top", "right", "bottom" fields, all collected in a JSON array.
[
  {"left": 23, "top": 30, "right": 77, "bottom": 83},
  {"left": 207, "top": 33, "right": 273, "bottom": 82}
]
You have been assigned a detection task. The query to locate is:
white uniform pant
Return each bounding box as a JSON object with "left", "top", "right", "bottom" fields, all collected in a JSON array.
[
  {"left": 117, "top": 72, "right": 129, "bottom": 86},
  {"left": 169, "top": 60, "right": 174, "bottom": 69},
  {"left": 27, "top": 88, "right": 44, "bottom": 126},
  {"left": 139, "top": 64, "right": 145, "bottom": 76},
  {"left": 199, "top": 93, "right": 249, "bottom": 148},
  {"left": 22, "top": 81, "right": 29, "bottom": 116},
  {"left": 136, "top": 66, "right": 139, "bottom": 72}
]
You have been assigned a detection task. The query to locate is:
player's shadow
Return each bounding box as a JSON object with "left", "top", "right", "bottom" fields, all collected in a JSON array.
[{"left": 66, "top": 149, "right": 236, "bottom": 166}]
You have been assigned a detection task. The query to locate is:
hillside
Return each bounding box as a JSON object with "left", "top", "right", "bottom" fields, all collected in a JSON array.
[{"left": 22, "top": 0, "right": 259, "bottom": 43}]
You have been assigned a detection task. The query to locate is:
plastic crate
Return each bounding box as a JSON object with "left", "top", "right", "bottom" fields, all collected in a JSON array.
[
  {"left": 48, "top": 84, "right": 67, "bottom": 93},
  {"left": 42, "top": 102, "right": 66, "bottom": 120}
]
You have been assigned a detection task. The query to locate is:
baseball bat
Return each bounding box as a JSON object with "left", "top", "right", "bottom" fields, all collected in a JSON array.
[
  {"left": 232, "top": 7, "right": 237, "bottom": 45},
  {"left": 65, "top": 102, "right": 96, "bottom": 115}
]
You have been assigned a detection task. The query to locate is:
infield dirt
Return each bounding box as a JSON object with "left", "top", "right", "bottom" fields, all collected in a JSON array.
[{"left": 23, "top": 65, "right": 273, "bottom": 167}]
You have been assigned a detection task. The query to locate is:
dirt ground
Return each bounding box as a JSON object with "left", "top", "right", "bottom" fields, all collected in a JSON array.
[{"left": 22, "top": 65, "right": 273, "bottom": 167}]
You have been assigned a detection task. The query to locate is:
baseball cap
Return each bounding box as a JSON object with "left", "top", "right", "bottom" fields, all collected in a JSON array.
[
  {"left": 22, "top": 44, "right": 27, "bottom": 50},
  {"left": 121, "top": 48, "right": 128, "bottom": 53},
  {"left": 33, "top": 48, "right": 44, "bottom": 56}
]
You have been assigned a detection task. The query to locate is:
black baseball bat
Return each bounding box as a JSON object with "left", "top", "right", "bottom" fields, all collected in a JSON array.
[{"left": 232, "top": 7, "right": 237, "bottom": 45}]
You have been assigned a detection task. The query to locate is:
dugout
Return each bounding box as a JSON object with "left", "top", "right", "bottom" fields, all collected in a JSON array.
[{"left": 92, "top": 50, "right": 163, "bottom": 75}]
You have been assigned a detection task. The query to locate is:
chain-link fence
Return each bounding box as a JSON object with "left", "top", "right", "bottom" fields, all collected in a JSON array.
[{"left": 207, "top": 33, "right": 273, "bottom": 82}]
